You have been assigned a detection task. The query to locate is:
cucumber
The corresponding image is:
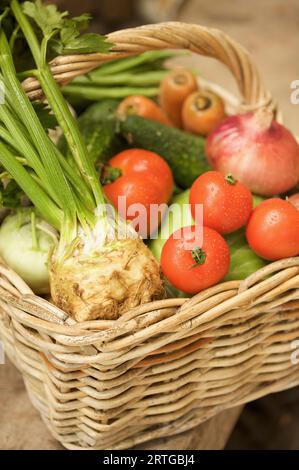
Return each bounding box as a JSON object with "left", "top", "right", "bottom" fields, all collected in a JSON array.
[{"left": 118, "top": 115, "right": 210, "bottom": 188}]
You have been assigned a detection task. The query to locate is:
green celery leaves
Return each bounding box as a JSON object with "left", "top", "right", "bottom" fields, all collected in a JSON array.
[{"left": 22, "top": 0, "right": 113, "bottom": 55}]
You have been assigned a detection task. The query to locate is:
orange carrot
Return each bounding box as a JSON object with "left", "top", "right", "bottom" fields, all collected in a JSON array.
[
  {"left": 117, "top": 95, "right": 171, "bottom": 126},
  {"left": 159, "top": 69, "right": 198, "bottom": 128},
  {"left": 182, "top": 90, "right": 225, "bottom": 136}
]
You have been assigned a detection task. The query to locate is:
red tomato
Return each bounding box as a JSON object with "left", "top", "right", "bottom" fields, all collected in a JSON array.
[
  {"left": 107, "top": 149, "right": 174, "bottom": 202},
  {"left": 104, "top": 149, "right": 174, "bottom": 237},
  {"left": 246, "top": 198, "right": 299, "bottom": 260},
  {"left": 161, "top": 225, "right": 230, "bottom": 294},
  {"left": 190, "top": 171, "right": 253, "bottom": 234}
]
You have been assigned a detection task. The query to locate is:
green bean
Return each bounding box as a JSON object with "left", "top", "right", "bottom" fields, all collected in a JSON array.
[
  {"left": 90, "top": 50, "right": 177, "bottom": 77},
  {"left": 62, "top": 85, "right": 159, "bottom": 100},
  {"left": 73, "top": 70, "right": 167, "bottom": 87}
]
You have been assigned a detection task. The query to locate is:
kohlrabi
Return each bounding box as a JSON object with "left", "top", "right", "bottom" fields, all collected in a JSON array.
[{"left": 0, "top": 211, "right": 58, "bottom": 293}]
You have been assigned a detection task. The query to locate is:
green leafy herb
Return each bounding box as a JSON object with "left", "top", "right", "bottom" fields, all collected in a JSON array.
[
  {"left": 57, "top": 33, "right": 112, "bottom": 55},
  {"left": 23, "top": 0, "right": 67, "bottom": 37},
  {"left": 22, "top": 0, "right": 113, "bottom": 56}
]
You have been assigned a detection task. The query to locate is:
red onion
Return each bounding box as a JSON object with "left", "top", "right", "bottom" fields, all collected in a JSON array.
[
  {"left": 289, "top": 193, "right": 299, "bottom": 210},
  {"left": 205, "top": 108, "right": 299, "bottom": 196}
]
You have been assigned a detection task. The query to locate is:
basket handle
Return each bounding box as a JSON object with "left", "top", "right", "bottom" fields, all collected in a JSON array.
[{"left": 23, "top": 21, "right": 273, "bottom": 111}]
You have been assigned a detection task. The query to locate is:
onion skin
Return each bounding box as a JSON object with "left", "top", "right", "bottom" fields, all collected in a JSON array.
[{"left": 206, "top": 109, "right": 299, "bottom": 196}]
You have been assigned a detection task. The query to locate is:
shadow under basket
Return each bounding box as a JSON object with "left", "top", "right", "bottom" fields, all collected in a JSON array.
[{"left": 1, "top": 22, "right": 299, "bottom": 450}]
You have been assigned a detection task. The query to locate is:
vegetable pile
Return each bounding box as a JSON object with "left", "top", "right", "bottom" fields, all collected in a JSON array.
[
  {"left": 1, "top": 0, "right": 299, "bottom": 321},
  {"left": 0, "top": 0, "right": 164, "bottom": 322}
]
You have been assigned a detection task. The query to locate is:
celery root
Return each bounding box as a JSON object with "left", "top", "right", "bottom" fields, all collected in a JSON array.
[{"left": 50, "top": 237, "right": 164, "bottom": 322}]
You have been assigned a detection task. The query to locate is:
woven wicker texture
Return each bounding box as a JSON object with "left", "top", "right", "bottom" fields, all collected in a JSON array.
[
  {"left": 22, "top": 22, "right": 273, "bottom": 110},
  {"left": 0, "top": 22, "right": 298, "bottom": 449}
]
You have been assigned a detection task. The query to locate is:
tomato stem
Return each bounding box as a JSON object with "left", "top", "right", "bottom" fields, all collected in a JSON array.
[
  {"left": 101, "top": 166, "right": 122, "bottom": 185},
  {"left": 225, "top": 173, "right": 237, "bottom": 185},
  {"left": 191, "top": 246, "right": 206, "bottom": 267}
]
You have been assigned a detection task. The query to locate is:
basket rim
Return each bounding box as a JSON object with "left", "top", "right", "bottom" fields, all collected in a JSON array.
[{"left": 1, "top": 257, "right": 299, "bottom": 338}]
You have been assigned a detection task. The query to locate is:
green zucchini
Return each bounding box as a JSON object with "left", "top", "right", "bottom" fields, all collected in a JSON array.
[{"left": 118, "top": 115, "right": 210, "bottom": 188}]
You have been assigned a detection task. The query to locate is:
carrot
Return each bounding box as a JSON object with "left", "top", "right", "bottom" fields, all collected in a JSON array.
[
  {"left": 182, "top": 90, "right": 225, "bottom": 136},
  {"left": 117, "top": 95, "right": 171, "bottom": 126},
  {"left": 159, "top": 69, "right": 198, "bottom": 128}
]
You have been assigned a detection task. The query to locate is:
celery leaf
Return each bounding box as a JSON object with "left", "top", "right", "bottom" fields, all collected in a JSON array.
[
  {"left": 23, "top": 0, "right": 67, "bottom": 37},
  {"left": 57, "top": 33, "right": 113, "bottom": 55},
  {"left": 22, "top": 1, "right": 113, "bottom": 55}
]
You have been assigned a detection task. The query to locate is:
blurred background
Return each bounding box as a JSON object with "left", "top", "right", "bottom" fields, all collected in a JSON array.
[{"left": 47, "top": 0, "right": 299, "bottom": 449}]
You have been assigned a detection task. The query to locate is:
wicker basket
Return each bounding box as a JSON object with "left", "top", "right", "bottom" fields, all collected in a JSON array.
[{"left": 1, "top": 22, "right": 299, "bottom": 450}]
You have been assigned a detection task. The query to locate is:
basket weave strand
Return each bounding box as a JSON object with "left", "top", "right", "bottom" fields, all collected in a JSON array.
[
  {"left": 22, "top": 22, "right": 273, "bottom": 111},
  {"left": 0, "top": 22, "right": 298, "bottom": 450}
]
